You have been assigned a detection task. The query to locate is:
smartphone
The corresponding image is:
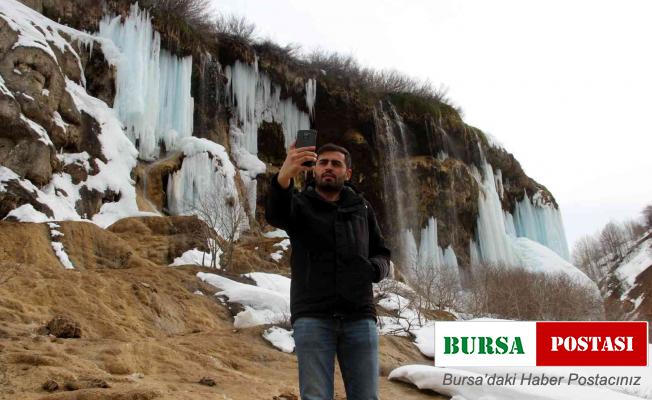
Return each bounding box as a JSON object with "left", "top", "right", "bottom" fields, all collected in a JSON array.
[{"left": 296, "top": 129, "right": 317, "bottom": 167}]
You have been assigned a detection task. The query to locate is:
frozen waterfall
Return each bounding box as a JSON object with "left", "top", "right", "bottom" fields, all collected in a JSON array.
[
  {"left": 472, "top": 160, "right": 518, "bottom": 265},
  {"left": 512, "top": 191, "right": 570, "bottom": 260},
  {"left": 224, "top": 59, "right": 311, "bottom": 154},
  {"left": 402, "top": 218, "right": 460, "bottom": 286},
  {"left": 98, "top": 4, "right": 194, "bottom": 160},
  {"left": 469, "top": 149, "right": 593, "bottom": 289},
  {"left": 167, "top": 137, "right": 246, "bottom": 239}
]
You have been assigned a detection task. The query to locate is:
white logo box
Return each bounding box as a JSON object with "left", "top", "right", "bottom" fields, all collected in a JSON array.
[{"left": 434, "top": 321, "right": 537, "bottom": 367}]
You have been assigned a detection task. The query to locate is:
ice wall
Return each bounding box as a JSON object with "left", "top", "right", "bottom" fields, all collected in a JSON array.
[
  {"left": 470, "top": 149, "right": 594, "bottom": 290},
  {"left": 512, "top": 191, "right": 570, "bottom": 260},
  {"left": 402, "top": 217, "right": 460, "bottom": 285},
  {"left": 167, "top": 137, "right": 245, "bottom": 239},
  {"left": 229, "top": 123, "right": 266, "bottom": 216},
  {"left": 224, "top": 58, "right": 311, "bottom": 154},
  {"left": 97, "top": 4, "right": 194, "bottom": 160},
  {"left": 472, "top": 161, "right": 518, "bottom": 265}
]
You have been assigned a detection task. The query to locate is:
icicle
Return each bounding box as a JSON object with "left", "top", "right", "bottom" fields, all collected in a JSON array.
[
  {"left": 229, "top": 122, "right": 266, "bottom": 217},
  {"left": 471, "top": 147, "right": 517, "bottom": 266},
  {"left": 504, "top": 211, "right": 517, "bottom": 237},
  {"left": 494, "top": 169, "right": 504, "bottom": 199},
  {"left": 469, "top": 240, "right": 481, "bottom": 266},
  {"left": 226, "top": 59, "right": 310, "bottom": 154},
  {"left": 305, "top": 78, "right": 316, "bottom": 119},
  {"left": 97, "top": 4, "right": 194, "bottom": 160},
  {"left": 443, "top": 246, "right": 459, "bottom": 268},
  {"left": 512, "top": 190, "right": 570, "bottom": 260}
]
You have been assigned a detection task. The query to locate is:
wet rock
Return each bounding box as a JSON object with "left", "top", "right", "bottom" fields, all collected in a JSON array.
[
  {"left": 46, "top": 316, "right": 81, "bottom": 338},
  {"left": 198, "top": 376, "right": 216, "bottom": 387},
  {"left": 88, "top": 378, "right": 110, "bottom": 388},
  {"left": 273, "top": 392, "right": 298, "bottom": 400},
  {"left": 63, "top": 381, "right": 80, "bottom": 391},
  {"left": 41, "top": 379, "right": 58, "bottom": 392},
  {"left": 0, "top": 179, "right": 54, "bottom": 220}
]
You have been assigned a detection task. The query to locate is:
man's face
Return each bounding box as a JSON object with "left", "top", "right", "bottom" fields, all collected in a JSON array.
[{"left": 314, "top": 151, "right": 352, "bottom": 193}]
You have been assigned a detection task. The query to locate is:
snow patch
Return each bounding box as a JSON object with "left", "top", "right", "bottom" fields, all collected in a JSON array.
[
  {"left": 197, "top": 272, "right": 291, "bottom": 329},
  {"left": 170, "top": 248, "right": 220, "bottom": 268},
  {"left": 262, "top": 326, "right": 295, "bottom": 353}
]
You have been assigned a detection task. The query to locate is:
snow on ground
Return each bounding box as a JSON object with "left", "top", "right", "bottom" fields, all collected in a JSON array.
[
  {"left": 386, "top": 313, "right": 652, "bottom": 400},
  {"left": 169, "top": 248, "right": 220, "bottom": 268},
  {"left": 47, "top": 222, "right": 74, "bottom": 269},
  {"left": 270, "top": 238, "right": 290, "bottom": 262},
  {"left": 388, "top": 364, "right": 649, "bottom": 400},
  {"left": 197, "top": 271, "right": 293, "bottom": 352},
  {"left": 263, "top": 229, "right": 289, "bottom": 239},
  {"left": 262, "top": 326, "right": 295, "bottom": 353},
  {"left": 51, "top": 242, "right": 74, "bottom": 269},
  {"left": 243, "top": 272, "right": 291, "bottom": 295},
  {"left": 197, "top": 272, "right": 290, "bottom": 329},
  {"left": 616, "top": 236, "right": 652, "bottom": 293}
]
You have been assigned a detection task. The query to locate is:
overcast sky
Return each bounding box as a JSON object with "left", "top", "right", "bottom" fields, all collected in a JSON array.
[{"left": 210, "top": 0, "right": 652, "bottom": 247}]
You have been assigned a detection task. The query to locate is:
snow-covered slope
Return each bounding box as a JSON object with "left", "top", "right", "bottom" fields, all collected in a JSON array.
[{"left": 602, "top": 231, "right": 652, "bottom": 320}]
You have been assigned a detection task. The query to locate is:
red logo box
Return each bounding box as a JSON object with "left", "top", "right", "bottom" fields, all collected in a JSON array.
[{"left": 536, "top": 321, "right": 648, "bottom": 366}]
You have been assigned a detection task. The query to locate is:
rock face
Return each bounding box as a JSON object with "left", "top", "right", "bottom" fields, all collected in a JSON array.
[
  {"left": 0, "top": 0, "right": 566, "bottom": 272},
  {"left": 0, "top": 2, "right": 126, "bottom": 223}
]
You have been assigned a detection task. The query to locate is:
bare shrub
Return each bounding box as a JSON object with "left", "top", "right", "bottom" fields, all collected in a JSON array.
[
  {"left": 572, "top": 235, "right": 605, "bottom": 282},
  {"left": 600, "top": 221, "right": 627, "bottom": 260},
  {"left": 302, "top": 49, "right": 454, "bottom": 107},
  {"left": 274, "top": 311, "right": 293, "bottom": 331},
  {"left": 622, "top": 219, "right": 646, "bottom": 241},
  {"left": 410, "top": 263, "right": 460, "bottom": 312},
  {"left": 182, "top": 182, "right": 248, "bottom": 270},
  {"left": 466, "top": 264, "right": 602, "bottom": 321},
  {"left": 214, "top": 14, "right": 257, "bottom": 44},
  {"left": 144, "top": 0, "right": 212, "bottom": 26},
  {"left": 374, "top": 279, "right": 423, "bottom": 338},
  {"left": 254, "top": 39, "right": 302, "bottom": 60},
  {"left": 642, "top": 204, "right": 652, "bottom": 229},
  {"left": 137, "top": 0, "right": 215, "bottom": 47}
]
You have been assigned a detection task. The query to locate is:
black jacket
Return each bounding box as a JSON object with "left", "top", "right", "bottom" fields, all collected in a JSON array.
[{"left": 265, "top": 172, "right": 391, "bottom": 325}]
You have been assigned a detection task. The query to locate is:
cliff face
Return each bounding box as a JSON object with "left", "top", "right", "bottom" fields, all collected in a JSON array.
[{"left": 2, "top": 0, "right": 571, "bottom": 277}]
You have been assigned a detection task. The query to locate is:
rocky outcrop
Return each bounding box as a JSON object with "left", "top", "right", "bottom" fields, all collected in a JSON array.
[
  {"left": 108, "top": 216, "right": 209, "bottom": 266},
  {"left": 45, "top": 315, "right": 82, "bottom": 338}
]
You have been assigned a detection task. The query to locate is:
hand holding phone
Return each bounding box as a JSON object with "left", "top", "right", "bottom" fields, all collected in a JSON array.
[
  {"left": 296, "top": 130, "right": 318, "bottom": 167},
  {"left": 277, "top": 130, "right": 318, "bottom": 189}
]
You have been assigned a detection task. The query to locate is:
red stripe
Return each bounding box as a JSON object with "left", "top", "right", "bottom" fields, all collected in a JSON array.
[{"left": 536, "top": 321, "right": 648, "bottom": 366}]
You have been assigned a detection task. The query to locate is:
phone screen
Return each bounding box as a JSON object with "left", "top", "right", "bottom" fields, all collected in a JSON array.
[
  {"left": 296, "top": 129, "right": 317, "bottom": 149},
  {"left": 296, "top": 130, "right": 317, "bottom": 167}
]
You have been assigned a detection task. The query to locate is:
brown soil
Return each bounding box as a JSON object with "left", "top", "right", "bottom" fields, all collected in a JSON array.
[{"left": 0, "top": 220, "right": 445, "bottom": 399}]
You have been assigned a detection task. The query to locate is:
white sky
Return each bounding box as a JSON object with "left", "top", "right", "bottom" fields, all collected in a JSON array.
[{"left": 210, "top": 0, "right": 652, "bottom": 248}]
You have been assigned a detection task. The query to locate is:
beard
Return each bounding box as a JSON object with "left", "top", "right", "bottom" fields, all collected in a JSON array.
[{"left": 315, "top": 172, "right": 346, "bottom": 193}]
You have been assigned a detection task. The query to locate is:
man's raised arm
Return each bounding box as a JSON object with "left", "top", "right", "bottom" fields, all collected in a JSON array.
[{"left": 264, "top": 142, "right": 317, "bottom": 231}]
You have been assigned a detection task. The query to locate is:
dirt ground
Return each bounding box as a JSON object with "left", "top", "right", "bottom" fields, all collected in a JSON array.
[{"left": 0, "top": 220, "right": 446, "bottom": 399}]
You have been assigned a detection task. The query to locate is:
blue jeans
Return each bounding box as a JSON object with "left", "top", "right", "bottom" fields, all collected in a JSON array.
[{"left": 292, "top": 317, "right": 379, "bottom": 400}]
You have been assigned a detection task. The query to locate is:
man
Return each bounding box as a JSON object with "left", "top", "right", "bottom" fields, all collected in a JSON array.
[{"left": 265, "top": 142, "right": 391, "bottom": 400}]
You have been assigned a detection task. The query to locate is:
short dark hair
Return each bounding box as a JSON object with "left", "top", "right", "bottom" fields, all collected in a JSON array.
[{"left": 316, "top": 143, "right": 352, "bottom": 168}]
